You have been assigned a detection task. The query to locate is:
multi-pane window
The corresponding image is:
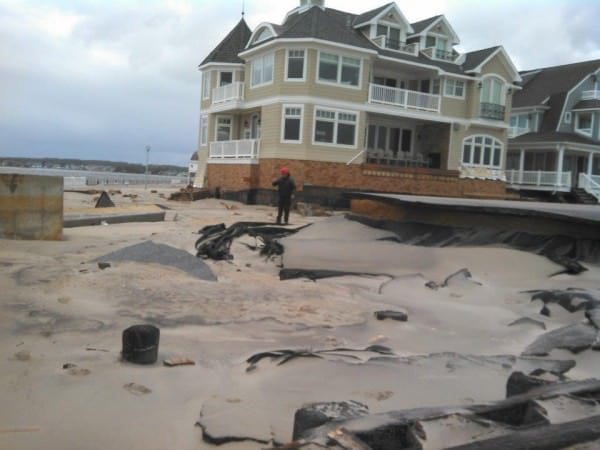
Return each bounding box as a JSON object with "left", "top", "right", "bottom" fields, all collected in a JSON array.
[
  {"left": 286, "top": 50, "right": 305, "bottom": 80},
  {"left": 575, "top": 112, "right": 593, "bottom": 136},
  {"left": 216, "top": 117, "right": 232, "bottom": 141},
  {"left": 318, "top": 52, "right": 361, "bottom": 87},
  {"left": 251, "top": 53, "right": 274, "bottom": 87},
  {"left": 462, "top": 135, "right": 503, "bottom": 168},
  {"left": 282, "top": 106, "right": 303, "bottom": 142},
  {"left": 202, "top": 71, "right": 211, "bottom": 99},
  {"left": 481, "top": 77, "right": 504, "bottom": 105},
  {"left": 509, "top": 114, "right": 530, "bottom": 137},
  {"left": 444, "top": 79, "right": 465, "bottom": 97},
  {"left": 199, "top": 115, "right": 208, "bottom": 146},
  {"left": 314, "top": 108, "right": 357, "bottom": 146},
  {"left": 219, "top": 71, "right": 232, "bottom": 86},
  {"left": 367, "top": 125, "right": 412, "bottom": 155}
]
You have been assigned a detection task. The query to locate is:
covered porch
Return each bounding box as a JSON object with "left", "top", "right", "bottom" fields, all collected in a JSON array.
[
  {"left": 364, "top": 113, "right": 450, "bottom": 169},
  {"left": 506, "top": 143, "right": 600, "bottom": 199},
  {"left": 208, "top": 109, "right": 262, "bottom": 164}
]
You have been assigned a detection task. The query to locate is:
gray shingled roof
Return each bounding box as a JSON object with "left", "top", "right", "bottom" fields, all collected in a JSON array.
[
  {"left": 573, "top": 99, "right": 600, "bottom": 110},
  {"left": 199, "top": 18, "right": 251, "bottom": 67},
  {"left": 410, "top": 15, "right": 441, "bottom": 35},
  {"left": 462, "top": 46, "right": 500, "bottom": 72},
  {"left": 513, "top": 59, "right": 600, "bottom": 108},
  {"left": 511, "top": 131, "right": 599, "bottom": 146},
  {"left": 207, "top": 5, "right": 511, "bottom": 80},
  {"left": 353, "top": 3, "right": 394, "bottom": 27}
]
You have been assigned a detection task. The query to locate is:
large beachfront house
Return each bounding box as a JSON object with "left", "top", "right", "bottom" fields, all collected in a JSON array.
[
  {"left": 194, "top": 0, "right": 522, "bottom": 204},
  {"left": 506, "top": 60, "right": 600, "bottom": 202}
]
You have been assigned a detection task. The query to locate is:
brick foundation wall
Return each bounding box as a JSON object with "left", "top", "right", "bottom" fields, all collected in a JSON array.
[{"left": 206, "top": 159, "right": 508, "bottom": 202}]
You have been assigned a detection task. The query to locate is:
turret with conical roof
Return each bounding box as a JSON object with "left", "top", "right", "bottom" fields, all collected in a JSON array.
[{"left": 199, "top": 18, "right": 251, "bottom": 68}]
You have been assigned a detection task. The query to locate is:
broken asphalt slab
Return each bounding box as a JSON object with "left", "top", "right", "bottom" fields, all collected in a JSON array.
[{"left": 94, "top": 241, "right": 216, "bottom": 281}]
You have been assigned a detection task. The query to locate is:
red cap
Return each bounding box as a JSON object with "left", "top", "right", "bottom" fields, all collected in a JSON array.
[{"left": 280, "top": 167, "right": 289, "bottom": 175}]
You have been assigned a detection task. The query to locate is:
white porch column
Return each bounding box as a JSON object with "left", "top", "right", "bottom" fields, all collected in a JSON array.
[
  {"left": 556, "top": 146, "right": 565, "bottom": 187},
  {"left": 588, "top": 152, "right": 594, "bottom": 176},
  {"left": 518, "top": 149, "right": 525, "bottom": 184}
]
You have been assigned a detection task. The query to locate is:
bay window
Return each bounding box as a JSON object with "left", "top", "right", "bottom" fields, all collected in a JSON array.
[
  {"left": 318, "top": 52, "right": 361, "bottom": 87},
  {"left": 251, "top": 53, "right": 274, "bottom": 87},
  {"left": 286, "top": 49, "right": 305, "bottom": 80},
  {"left": 281, "top": 105, "right": 303, "bottom": 142}
]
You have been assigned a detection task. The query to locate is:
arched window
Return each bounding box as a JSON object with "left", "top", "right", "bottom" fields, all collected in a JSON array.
[
  {"left": 253, "top": 27, "right": 274, "bottom": 44},
  {"left": 462, "top": 135, "right": 503, "bottom": 168}
]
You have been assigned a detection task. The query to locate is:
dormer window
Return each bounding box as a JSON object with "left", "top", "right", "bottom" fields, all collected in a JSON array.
[
  {"left": 255, "top": 27, "right": 273, "bottom": 43},
  {"left": 575, "top": 112, "right": 593, "bottom": 137},
  {"left": 376, "top": 24, "right": 402, "bottom": 50}
]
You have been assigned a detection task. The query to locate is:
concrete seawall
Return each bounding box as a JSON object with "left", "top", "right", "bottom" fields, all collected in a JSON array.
[{"left": 0, "top": 174, "right": 63, "bottom": 240}]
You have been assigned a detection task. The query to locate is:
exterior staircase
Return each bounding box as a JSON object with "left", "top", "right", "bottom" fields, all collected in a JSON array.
[{"left": 572, "top": 188, "right": 599, "bottom": 204}]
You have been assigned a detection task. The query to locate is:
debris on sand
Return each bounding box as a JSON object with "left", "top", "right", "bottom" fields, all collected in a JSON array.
[
  {"left": 245, "top": 345, "right": 396, "bottom": 372},
  {"left": 195, "top": 222, "right": 310, "bottom": 260},
  {"left": 123, "top": 382, "right": 152, "bottom": 396},
  {"left": 168, "top": 186, "right": 209, "bottom": 202},
  {"left": 122, "top": 325, "right": 160, "bottom": 365},
  {"left": 163, "top": 356, "right": 195, "bottom": 367},
  {"left": 374, "top": 310, "right": 408, "bottom": 322},
  {"left": 287, "top": 375, "right": 600, "bottom": 449},
  {"left": 522, "top": 323, "right": 598, "bottom": 356},
  {"left": 94, "top": 191, "right": 115, "bottom": 208},
  {"left": 425, "top": 268, "right": 482, "bottom": 290},
  {"left": 95, "top": 241, "right": 216, "bottom": 281},
  {"left": 97, "top": 262, "right": 111, "bottom": 270}
]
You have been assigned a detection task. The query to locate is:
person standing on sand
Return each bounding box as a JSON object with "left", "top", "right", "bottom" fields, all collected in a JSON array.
[{"left": 272, "top": 167, "right": 296, "bottom": 225}]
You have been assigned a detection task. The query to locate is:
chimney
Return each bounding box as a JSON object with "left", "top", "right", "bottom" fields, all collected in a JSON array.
[{"left": 300, "top": 0, "right": 325, "bottom": 8}]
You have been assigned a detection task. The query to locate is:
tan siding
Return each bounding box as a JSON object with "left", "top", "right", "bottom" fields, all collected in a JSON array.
[
  {"left": 440, "top": 94, "right": 469, "bottom": 118},
  {"left": 448, "top": 125, "right": 507, "bottom": 170},
  {"left": 480, "top": 55, "right": 514, "bottom": 84}
]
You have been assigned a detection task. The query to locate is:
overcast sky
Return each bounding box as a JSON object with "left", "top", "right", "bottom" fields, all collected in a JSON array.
[{"left": 1, "top": 0, "right": 599, "bottom": 166}]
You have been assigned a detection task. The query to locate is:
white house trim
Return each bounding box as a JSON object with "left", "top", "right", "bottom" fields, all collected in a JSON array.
[
  {"left": 353, "top": 3, "right": 414, "bottom": 34},
  {"left": 198, "top": 62, "right": 244, "bottom": 71},
  {"left": 465, "top": 46, "right": 522, "bottom": 83},
  {"left": 247, "top": 22, "right": 278, "bottom": 48},
  {"left": 239, "top": 38, "right": 378, "bottom": 58},
  {"left": 408, "top": 15, "right": 460, "bottom": 45}
]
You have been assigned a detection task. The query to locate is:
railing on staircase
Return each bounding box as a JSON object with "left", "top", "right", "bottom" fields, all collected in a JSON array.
[{"left": 578, "top": 173, "right": 600, "bottom": 201}]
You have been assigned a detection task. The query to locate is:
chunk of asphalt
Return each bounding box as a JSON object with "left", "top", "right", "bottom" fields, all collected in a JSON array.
[{"left": 374, "top": 310, "right": 408, "bottom": 322}]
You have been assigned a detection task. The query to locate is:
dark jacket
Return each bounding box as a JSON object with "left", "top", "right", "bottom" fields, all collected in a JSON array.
[{"left": 272, "top": 174, "right": 296, "bottom": 199}]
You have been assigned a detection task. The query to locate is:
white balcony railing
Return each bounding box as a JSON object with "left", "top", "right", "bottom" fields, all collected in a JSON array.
[
  {"left": 209, "top": 139, "right": 260, "bottom": 160},
  {"left": 506, "top": 170, "right": 571, "bottom": 190},
  {"left": 508, "top": 126, "right": 530, "bottom": 138},
  {"left": 368, "top": 83, "right": 441, "bottom": 113},
  {"left": 581, "top": 90, "right": 600, "bottom": 100},
  {"left": 578, "top": 173, "right": 600, "bottom": 200},
  {"left": 212, "top": 82, "right": 244, "bottom": 105}
]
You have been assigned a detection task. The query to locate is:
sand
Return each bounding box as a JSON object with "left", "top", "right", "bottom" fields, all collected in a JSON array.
[{"left": 0, "top": 186, "right": 599, "bottom": 449}]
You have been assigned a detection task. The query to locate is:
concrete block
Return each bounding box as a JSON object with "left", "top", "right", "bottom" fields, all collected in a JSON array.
[{"left": 0, "top": 174, "right": 63, "bottom": 240}]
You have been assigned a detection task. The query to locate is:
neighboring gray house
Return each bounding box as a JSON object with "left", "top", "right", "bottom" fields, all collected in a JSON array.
[{"left": 506, "top": 59, "right": 600, "bottom": 202}]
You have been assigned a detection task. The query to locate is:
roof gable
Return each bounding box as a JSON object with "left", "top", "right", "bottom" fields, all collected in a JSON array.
[
  {"left": 352, "top": 3, "right": 394, "bottom": 27},
  {"left": 464, "top": 46, "right": 521, "bottom": 83},
  {"left": 409, "top": 15, "right": 459, "bottom": 45},
  {"left": 199, "top": 18, "right": 251, "bottom": 67}
]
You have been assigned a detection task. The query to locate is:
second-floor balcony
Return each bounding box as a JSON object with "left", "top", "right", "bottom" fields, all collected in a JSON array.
[
  {"left": 480, "top": 102, "right": 505, "bottom": 120},
  {"left": 368, "top": 83, "right": 441, "bottom": 113},
  {"left": 212, "top": 82, "right": 244, "bottom": 105},
  {"left": 372, "top": 36, "right": 418, "bottom": 55},
  {"left": 582, "top": 90, "right": 600, "bottom": 100},
  {"left": 422, "top": 47, "right": 458, "bottom": 62}
]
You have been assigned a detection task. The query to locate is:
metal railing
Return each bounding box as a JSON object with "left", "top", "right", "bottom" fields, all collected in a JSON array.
[
  {"left": 369, "top": 83, "right": 441, "bottom": 113},
  {"left": 578, "top": 173, "right": 600, "bottom": 200},
  {"left": 480, "top": 102, "right": 506, "bottom": 120},
  {"left": 581, "top": 90, "right": 600, "bottom": 100},
  {"left": 209, "top": 139, "right": 260, "bottom": 160},
  {"left": 372, "top": 36, "right": 418, "bottom": 54},
  {"left": 506, "top": 170, "right": 571, "bottom": 189},
  {"left": 422, "top": 47, "right": 457, "bottom": 62},
  {"left": 212, "top": 82, "right": 244, "bottom": 105},
  {"left": 508, "top": 126, "right": 530, "bottom": 138}
]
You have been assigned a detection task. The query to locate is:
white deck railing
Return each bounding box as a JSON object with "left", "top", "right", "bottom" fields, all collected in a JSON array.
[
  {"left": 212, "top": 82, "right": 244, "bottom": 104},
  {"left": 581, "top": 90, "right": 600, "bottom": 100},
  {"left": 368, "top": 83, "right": 441, "bottom": 113},
  {"left": 506, "top": 170, "right": 571, "bottom": 189},
  {"left": 578, "top": 173, "right": 600, "bottom": 200},
  {"left": 209, "top": 139, "right": 259, "bottom": 160},
  {"left": 508, "top": 126, "right": 530, "bottom": 138}
]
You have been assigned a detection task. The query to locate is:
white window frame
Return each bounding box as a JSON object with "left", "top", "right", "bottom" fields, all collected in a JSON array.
[
  {"left": 480, "top": 76, "right": 506, "bottom": 106},
  {"left": 199, "top": 115, "right": 208, "bottom": 146},
  {"left": 461, "top": 135, "right": 503, "bottom": 168},
  {"left": 202, "top": 71, "right": 211, "bottom": 100},
  {"left": 281, "top": 104, "right": 304, "bottom": 144},
  {"left": 285, "top": 49, "right": 306, "bottom": 82},
  {"left": 312, "top": 106, "right": 358, "bottom": 148},
  {"left": 564, "top": 111, "right": 572, "bottom": 124},
  {"left": 218, "top": 71, "right": 233, "bottom": 87},
  {"left": 215, "top": 115, "right": 233, "bottom": 142},
  {"left": 251, "top": 52, "right": 274, "bottom": 88},
  {"left": 316, "top": 50, "right": 362, "bottom": 90},
  {"left": 444, "top": 78, "right": 465, "bottom": 98},
  {"left": 575, "top": 112, "right": 594, "bottom": 137}
]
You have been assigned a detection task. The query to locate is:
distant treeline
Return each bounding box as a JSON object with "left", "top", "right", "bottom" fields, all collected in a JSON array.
[{"left": 0, "top": 157, "right": 187, "bottom": 176}]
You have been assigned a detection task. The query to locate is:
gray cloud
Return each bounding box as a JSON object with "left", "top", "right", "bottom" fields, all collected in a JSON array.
[{"left": 0, "top": 0, "right": 598, "bottom": 165}]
